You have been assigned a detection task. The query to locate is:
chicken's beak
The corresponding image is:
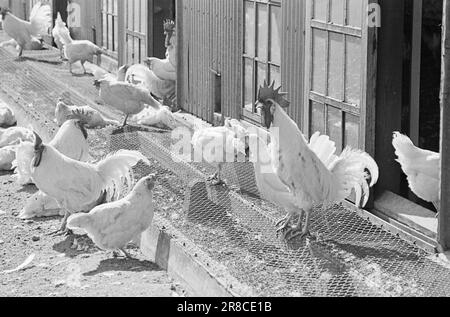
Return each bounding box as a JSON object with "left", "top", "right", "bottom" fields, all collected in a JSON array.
[
  {"left": 93, "top": 80, "right": 101, "bottom": 89},
  {"left": 146, "top": 174, "right": 157, "bottom": 191},
  {"left": 33, "top": 132, "right": 44, "bottom": 168}
]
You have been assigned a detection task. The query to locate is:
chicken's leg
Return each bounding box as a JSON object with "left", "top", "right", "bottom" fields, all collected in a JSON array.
[
  {"left": 18, "top": 46, "right": 23, "bottom": 58},
  {"left": 434, "top": 202, "right": 440, "bottom": 218},
  {"left": 286, "top": 209, "right": 312, "bottom": 241},
  {"left": 69, "top": 62, "right": 73, "bottom": 74},
  {"left": 207, "top": 163, "right": 225, "bottom": 186},
  {"left": 48, "top": 210, "right": 73, "bottom": 236},
  {"left": 276, "top": 212, "right": 295, "bottom": 236},
  {"left": 122, "top": 115, "right": 130, "bottom": 127},
  {"left": 81, "top": 62, "right": 87, "bottom": 74}
]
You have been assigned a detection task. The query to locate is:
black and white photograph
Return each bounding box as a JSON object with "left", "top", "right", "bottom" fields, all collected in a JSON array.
[{"left": 0, "top": 0, "right": 448, "bottom": 300}]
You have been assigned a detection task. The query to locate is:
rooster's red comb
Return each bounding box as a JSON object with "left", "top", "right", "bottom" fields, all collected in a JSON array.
[
  {"left": 257, "top": 81, "right": 290, "bottom": 108},
  {"left": 163, "top": 19, "right": 175, "bottom": 32}
]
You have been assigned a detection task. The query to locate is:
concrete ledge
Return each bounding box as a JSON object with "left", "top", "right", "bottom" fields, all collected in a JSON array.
[
  {"left": 140, "top": 216, "right": 255, "bottom": 297},
  {"left": 374, "top": 191, "right": 438, "bottom": 239}
]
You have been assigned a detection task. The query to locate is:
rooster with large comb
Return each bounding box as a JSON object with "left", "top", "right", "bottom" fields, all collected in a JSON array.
[{"left": 256, "top": 81, "right": 379, "bottom": 240}]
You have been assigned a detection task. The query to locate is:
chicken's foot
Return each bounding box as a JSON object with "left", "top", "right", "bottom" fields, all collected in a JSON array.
[
  {"left": 285, "top": 210, "right": 312, "bottom": 241},
  {"left": 48, "top": 211, "right": 73, "bottom": 236},
  {"left": 207, "top": 164, "right": 225, "bottom": 186}
]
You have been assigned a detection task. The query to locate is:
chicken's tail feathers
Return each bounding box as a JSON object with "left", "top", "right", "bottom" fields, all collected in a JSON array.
[
  {"left": 29, "top": 2, "right": 52, "bottom": 36},
  {"left": 12, "top": 141, "right": 35, "bottom": 186},
  {"left": 331, "top": 148, "right": 379, "bottom": 207},
  {"left": 67, "top": 213, "right": 92, "bottom": 231},
  {"left": 309, "top": 132, "right": 339, "bottom": 168},
  {"left": 96, "top": 150, "right": 151, "bottom": 199}
]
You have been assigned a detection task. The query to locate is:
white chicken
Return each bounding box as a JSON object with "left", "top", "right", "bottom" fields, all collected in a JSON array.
[
  {"left": 57, "top": 25, "right": 103, "bottom": 74},
  {"left": 30, "top": 132, "right": 150, "bottom": 234},
  {"left": 125, "top": 63, "right": 176, "bottom": 104},
  {"left": 133, "top": 104, "right": 194, "bottom": 131},
  {"left": 95, "top": 66, "right": 161, "bottom": 127},
  {"left": 55, "top": 99, "right": 119, "bottom": 128},
  {"left": 0, "top": 2, "right": 51, "bottom": 57},
  {"left": 256, "top": 81, "right": 379, "bottom": 240},
  {"left": 0, "top": 126, "right": 34, "bottom": 148},
  {"left": 52, "top": 12, "right": 69, "bottom": 60},
  {"left": 67, "top": 174, "right": 156, "bottom": 258},
  {"left": 0, "top": 145, "right": 16, "bottom": 171},
  {"left": 19, "top": 191, "right": 63, "bottom": 220},
  {"left": 0, "top": 104, "right": 16, "bottom": 128},
  {"left": 192, "top": 124, "right": 247, "bottom": 185},
  {"left": 392, "top": 132, "right": 440, "bottom": 213},
  {"left": 0, "top": 37, "right": 44, "bottom": 51},
  {"left": 14, "top": 119, "right": 92, "bottom": 185},
  {"left": 144, "top": 20, "right": 177, "bottom": 82}
]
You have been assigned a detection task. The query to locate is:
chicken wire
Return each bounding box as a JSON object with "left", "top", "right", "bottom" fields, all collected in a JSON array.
[
  {"left": 109, "top": 128, "right": 450, "bottom": 297},
  {"left": 1, "top": 46, "right": 450, "bottom": 297}
]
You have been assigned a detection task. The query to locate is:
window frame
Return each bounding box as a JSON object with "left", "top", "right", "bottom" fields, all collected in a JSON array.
[
  {"left": 101, "top": 0, "right": 119, "bottom": 59},
  {"left": 242, "top": 0, "right": 282, "bottom": 124}
]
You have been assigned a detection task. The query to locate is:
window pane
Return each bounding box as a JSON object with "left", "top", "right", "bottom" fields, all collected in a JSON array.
[
  {"left": 310, "top": 101, "right": 325, "bottom": 135},
  {"left": 256, "top": 4, "right": 268, "bottom": 60},
  {"left": 347, "top": 0, "right": 362, "bottom": 27},
  {"left": 134, "top": 0, "right": 140, "bottom": 32},
  {"left": 270, "top": 5, "right": 281, "bottom": 65},
  {"left": 108, "top": 15, "right": 113, "bottom": 50},
  {"left": 311, "top": 29, "right": 327, "bottom": 95},
  {"left": 327, "top": 106, "right": 343, "bottom": 153},
  {"left": 345, "top": 36, "right": 361, "bottom": 105},
  {"left": 140, "top": 0, "right": 147, "bottom": 33},
  {"left": 344, "top": 113, "right": 360, "bottom": 148},
  {"left": 313, "top": 0, "right": 328, "bottom": 22},
  {"left": 114, "top": 17, "right": 118, "bottom": 52},
  {"left": 269, "top": 65, "right": 281, "bottom": 88},
  {"left": 244, "top": 59, "right": 254, "bottom": 112},
  {"left": 328, "top": 32, "right": 344, "bottom": 100},
  {"left": 330, "top": 0, "right": 345, "bottom": 25},
  {"left": 256, "top": 62, "right": 268, "bottom": 93},
  {"left": 102, "top": 13, "right": 107, "bottom": 47},
  {"left": 127, "top": 0, "right": 133, "bottom": 30},
  {"left": 244, "top": 1, "right": 255, "bottom": 56}
]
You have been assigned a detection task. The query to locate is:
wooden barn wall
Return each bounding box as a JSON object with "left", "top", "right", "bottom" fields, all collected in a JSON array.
[
  {"left": 178, "top": 0, "right": 305, "bottom": 127},
  {"left": 281, "top": 0, "right": 305, "bottom": 128},
  {"left": 178, "top": 0, "right": 242, "bottom": 123}
]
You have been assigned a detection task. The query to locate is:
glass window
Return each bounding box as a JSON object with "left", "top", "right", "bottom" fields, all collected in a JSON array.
[
  {"left": 102, "top": 0, "right": 118, "bottom": 55},
  {"left": 243, "top": 0, "right": 282, "bottom": 117}
]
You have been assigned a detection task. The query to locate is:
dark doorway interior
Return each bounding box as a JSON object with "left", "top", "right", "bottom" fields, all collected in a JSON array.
[
  {"left": 401, "top": 0, "right": 442, "bottom": 210},
  {"left": 151, "top": 0, "right": 176, "bottom": 59},
  {"left": 53, "top": 0, "right": 68, "bottom": 24}
]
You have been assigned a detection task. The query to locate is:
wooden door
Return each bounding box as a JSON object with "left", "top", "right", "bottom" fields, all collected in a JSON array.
[
  {"left": 303, "top": 0, "right": 377, "bottom": 155},
  {"left": 124, "top": 0, "right": 148, "bottom": 64}
]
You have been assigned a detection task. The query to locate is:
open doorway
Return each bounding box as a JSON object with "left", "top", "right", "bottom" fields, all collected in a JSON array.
[
  {"left": 401, "top": 0, "right": 442, "bottom": 210},
  {"left": 53, "top": 0, "right": 68, "bottom": 23}
]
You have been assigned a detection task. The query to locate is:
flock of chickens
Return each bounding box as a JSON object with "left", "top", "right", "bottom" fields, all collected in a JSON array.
[{"left": 0, "top": 3, "right": 443, "bottom": 258}]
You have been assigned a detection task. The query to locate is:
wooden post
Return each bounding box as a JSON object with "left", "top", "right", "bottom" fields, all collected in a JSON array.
[{"left": 438, "top": 0, "right": 450, "bottom": 252}]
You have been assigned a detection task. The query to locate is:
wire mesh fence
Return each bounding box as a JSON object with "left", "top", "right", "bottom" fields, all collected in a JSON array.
[
  {"left": 109, "top": 128, "right": 450, "bottom": 297},
  {"left": 2, "top": 46, "right": 450, "bottom": 297}
]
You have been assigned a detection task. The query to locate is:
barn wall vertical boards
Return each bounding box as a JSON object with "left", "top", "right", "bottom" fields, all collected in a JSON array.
[
  {"left": 178, "top": 0, "right": 243, "bottom": 123},
  {"left": 178, "top": 0, "right": 305, "bottom": 127}
]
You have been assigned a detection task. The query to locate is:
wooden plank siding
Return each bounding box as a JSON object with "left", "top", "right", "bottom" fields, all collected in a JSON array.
[
  {"left": 281, "top": 0, "right": 306, "bottom": 128},
  {"left": 177, "top": 0, "right": 306, "bottom": 127},
  {"left": 177, "top": 0, "right": 242, "bottom": 123}
]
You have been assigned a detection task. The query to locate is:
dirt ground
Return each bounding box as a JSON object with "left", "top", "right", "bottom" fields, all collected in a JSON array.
[
  {"left": 0, "top": 170, "right": 188, "bottom": 297},
  {"left": 0, "top": 42, "right": 189, "bottom": 297}
]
